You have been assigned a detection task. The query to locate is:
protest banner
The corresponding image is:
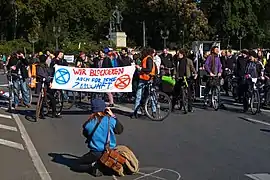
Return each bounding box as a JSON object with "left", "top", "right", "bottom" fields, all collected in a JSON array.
[{"left": 51, "top": 65, "right": 136, "bottom": 92}]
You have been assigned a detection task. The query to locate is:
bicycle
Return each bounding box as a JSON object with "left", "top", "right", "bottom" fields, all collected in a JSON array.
[
  {"left": 135, "top": 80, "right": 172, "bottom": 121},
  {"left": 243, "top": 74, "right": 260, "bottom": 115},
  {"left": 7, "top": 71, "right": 15, "bottom": 111},
  {"left": 206, "top": 76, "right": 221, "bottom": 111},
  {"left": 35, "top": 77, "right": 63, "bottom": 121},
  {"left": 62, "top": 90, "right": 76, "bottom": 109},
  {"left": 175, "top": 76, "right": 195, "bottom": 114}
]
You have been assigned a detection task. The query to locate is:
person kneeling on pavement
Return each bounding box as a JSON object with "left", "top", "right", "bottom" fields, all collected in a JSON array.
[{"left": 77, "top": 99, "right": 124, "bottom": 176}]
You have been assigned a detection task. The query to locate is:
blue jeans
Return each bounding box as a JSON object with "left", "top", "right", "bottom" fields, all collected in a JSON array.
[
  {"left": 13, "top": 79, "right": 30, "bottom": 106},
  {"left": 134, "top": 80, "right": 156, "bottom": 113}
]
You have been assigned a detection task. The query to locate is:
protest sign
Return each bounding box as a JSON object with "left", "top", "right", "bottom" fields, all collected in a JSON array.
[{"left": 51, "top": 65, "right": 136, "bottom": 92}]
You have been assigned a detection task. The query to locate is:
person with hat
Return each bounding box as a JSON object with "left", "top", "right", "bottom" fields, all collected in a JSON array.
[
  {"left": 242, "top": 50, "right": 264, "bottom": 112},
  {"left": 77, "top": 98, "right": 123, "bottom": 176}
]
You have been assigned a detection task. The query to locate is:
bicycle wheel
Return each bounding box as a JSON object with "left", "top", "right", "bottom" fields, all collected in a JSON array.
[
  {"left": 54, "top": 90, "right": 64, "bottom": 114},
  {"left": 62, "top": 91, "right": 76, "bottom": 109},
  {"left": 250, "top": 90, "right": 260, "bottom": 115},
  {"left": 182, "top": 87, "right": 188, "bottom": 114},
  {"left": 211, "top": 87, "right": 220, "bottom": 111},
  {"left": 28, "top": 87, "right": 33, "bottom": 105},
  {"left": 145, "top": 91, "right": 172, "bottom": 121},
  {"left": 35, "top": 93, "right": 43, "bottom": 121},
  {"left": 8, "top": 85, "right": 13, "bottom": 112}
]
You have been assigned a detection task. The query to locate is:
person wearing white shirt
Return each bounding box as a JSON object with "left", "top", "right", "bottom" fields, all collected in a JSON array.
[{"left": 153, "top": 49, "right": 161, "bottom": 74}]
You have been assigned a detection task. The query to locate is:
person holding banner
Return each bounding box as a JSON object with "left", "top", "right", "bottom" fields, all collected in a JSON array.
[
  {"left": 93, "top": 50, "right": 115, "bottom": 107},
  {"left": 50, "top": 50, "right": 68, "bottom": 76}
]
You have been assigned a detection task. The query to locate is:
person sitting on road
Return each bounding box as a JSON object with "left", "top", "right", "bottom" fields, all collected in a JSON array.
[
  {"left": 76, "top": 99, "right": 123, "bottom": 177},
  {"left": 203, "top": 46, "right": 222, "bottom": 107},
  {"left": 36, "top": 55, "right": 59, "bottom": 119}
]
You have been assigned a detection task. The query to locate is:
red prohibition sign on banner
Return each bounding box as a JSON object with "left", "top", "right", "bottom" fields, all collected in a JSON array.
[{"left": 114, "top": 74, "right": 131, "bottom": 89}]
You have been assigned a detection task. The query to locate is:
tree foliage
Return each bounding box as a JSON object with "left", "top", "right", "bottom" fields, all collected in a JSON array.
[{"left": 0, "top": 0, "right": 270, "bottom": 51}]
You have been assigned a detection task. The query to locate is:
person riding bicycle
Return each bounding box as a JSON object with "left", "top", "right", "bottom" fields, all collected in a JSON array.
[
  {"left": 132, "top": 48, "right": 157, "bottom": 118},
  {"left": 242, "top": 51, "right": 264, "bottom": 112},
  {"left": 172, "top": 49, "right": 197, "bottom": 112},
  {"left": 36, "top": 55, "right": 59, "bottom": 118},
  {"left": 6, "top": 51, "right": 31, "bottom": 109},
  {"left": 203, "top": 46, "right": 222, "bottom": 107}
]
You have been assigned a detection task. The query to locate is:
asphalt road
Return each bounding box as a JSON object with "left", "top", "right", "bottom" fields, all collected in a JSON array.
[{"left": 0, "top": 72, "right": 269, "bottom": 180}]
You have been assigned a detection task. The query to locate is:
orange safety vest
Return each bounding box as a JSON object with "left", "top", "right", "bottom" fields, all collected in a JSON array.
[
  {"left": 139, "top": 55, "right": 156, "bottom": 81},
  {"left": 29, "top": 64, "right": 37, "bottom": 88}
]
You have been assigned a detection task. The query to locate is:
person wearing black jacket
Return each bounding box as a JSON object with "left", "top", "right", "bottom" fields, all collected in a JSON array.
[
  {"left": 36, "top": 55, "right": 59, "bottom": 118},
  {"left": 6, "top": 51, "right": 30, "bottom": 109},
  {"left": 50, "top": 50, "right": 68, "bottom": 76},
  {"left": 93, "top": 51, "right": 114, "bottom": 106},
  {"left": 236, "top": 49, "right": 249, "bottom": 102}
]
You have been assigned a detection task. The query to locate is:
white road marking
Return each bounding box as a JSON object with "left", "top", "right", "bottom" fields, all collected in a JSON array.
[
  {"left": 12, "top": 114, "right": 52, "bottom": 180},
  {"left": 0, "top": 113, "right": 12, "bottom": 119},
  {"left": 1, "top": 107, "right": 8, "bottom": 110},
  {"left": 246, "top": 173, "right": 270, "bottom": 180},
  {"left": 137, "top": 172, "right": 167, "bottom": 180},
  {"left": 134, "top": 169, "right": 163, "bottom": 180},
  {"left": 0, "top": 84, "right": 8, "bottom": 87},
  {"left": 0, "top": 138, "right": 24, "bottom": 150},
  {"left": 0, "top": 124, "right": 17, "bottom": 131},
  {"left": 243, "top": 117, "right": 270, "bottom": 126}
]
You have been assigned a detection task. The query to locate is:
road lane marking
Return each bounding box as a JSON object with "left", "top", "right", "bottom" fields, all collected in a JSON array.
[
  {"left": 0, "top": 124, "right": 17, "bottom": 131},
  {"left": 0, "top": 84, "right": 8, "bottom": 87},
  {"left": 243, "top": 117, "right": 270, "bottom": 126},
  {"left": 0, "top": 138, "right": 24, "bottom": 150},
  {"left": 246, "top": 173, "right": 270, "bottom": 180},
  {"left": 0, "top": 107, "right": 8, "bottom": 110},
  {"left": 12, "top": 114, "right": 52, "bottom": 180},
  {"left": 0, "top": 113, "right": 12, "bottom": 119}
]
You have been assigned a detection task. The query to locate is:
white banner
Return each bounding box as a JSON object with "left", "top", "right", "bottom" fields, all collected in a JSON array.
[
  {"left": 63, "top": 55, "right": 75, "bottom": 63},
  {"left": 51, "top": 65, "right": 136, "bottom": 92}
]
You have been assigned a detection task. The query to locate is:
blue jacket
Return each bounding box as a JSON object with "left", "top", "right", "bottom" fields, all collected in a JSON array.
[{"left": 83, "top": 115, "right": 123, "bottom": 152}]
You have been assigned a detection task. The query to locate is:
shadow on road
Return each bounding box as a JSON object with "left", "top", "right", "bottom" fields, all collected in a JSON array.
[
  {"left": 260, "top": 129, "right": 270, "bottom": 133},
  {"left": 48, "top": 153, "right": 83, "bottom": 173}
]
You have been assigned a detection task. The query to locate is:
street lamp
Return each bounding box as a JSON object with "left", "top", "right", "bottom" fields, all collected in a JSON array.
[
  {"left": 180, "top": 30, "right": 184, "bottom": 48},
  {"left": 160, "top": 29, "right": 169, "bottom": 49},
  {"left": 28, "top": 32, "right": 39, "bottom": 54},
  {"left": 191, "top": 11, "right": 197, "bottom": 40},
  {"left": 10, "top": 0, "right": 17, "bottom": 40},
  {"left": 233, "top": 29, "right": 246, "bottom": 50},
  {"left": 53, "top": 26, "right": 61, "bottom": 50}
]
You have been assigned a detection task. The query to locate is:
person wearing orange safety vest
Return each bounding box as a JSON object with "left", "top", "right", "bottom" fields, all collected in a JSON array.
[{"left": 131, "top": 48, "right": 157, "bottom": 118}]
